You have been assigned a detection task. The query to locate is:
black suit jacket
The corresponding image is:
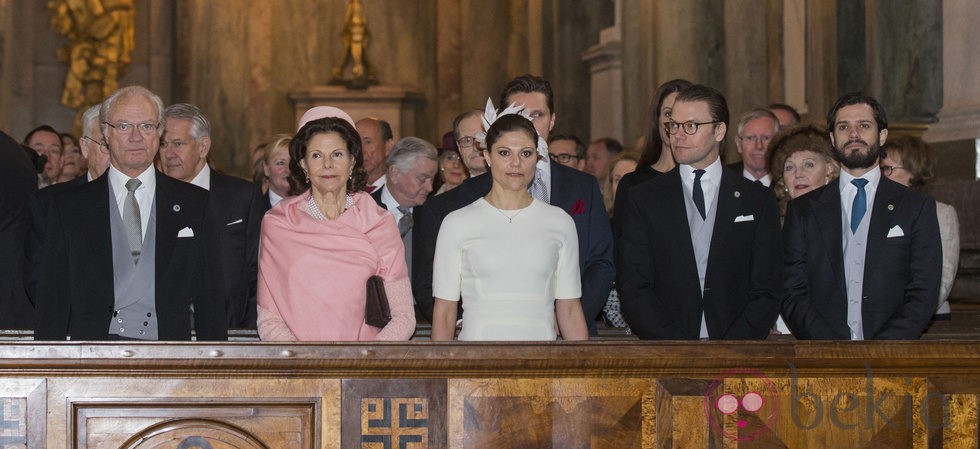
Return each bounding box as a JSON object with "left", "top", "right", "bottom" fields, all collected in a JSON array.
[
  {"left": 34, "top": 170, "right": 228, "bottom": 341},
  {"left": 209, "top": 170, "right": 264, "bottom": 329},
  {"left": 412, "top": 161, "right": 615, "bottom": 333},
  {"left": 0, "top": 131, "right": 38, "bottom": 328},
  {"left": 25, "top": 175, "right": 87, "bottom": 302},
  {"left": 616, "top": 165, "right": 782, "bottom": 340},
  {"left": 781, "top": 176, "right": 941, "bottom": 340}
]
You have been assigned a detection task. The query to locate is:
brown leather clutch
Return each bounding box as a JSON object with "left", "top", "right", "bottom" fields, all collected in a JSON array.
[{"left": 365, "top": 275, "right": 391, "bottom": 328}]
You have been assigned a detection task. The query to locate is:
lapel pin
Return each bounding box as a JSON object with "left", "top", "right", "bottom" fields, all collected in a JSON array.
[
  {"left": 734, "top": 191, "right": 741, "bottom": 198},
  {"left": 887, "top": 204, "right": 894, "bottom": 211},
  {"left": 173, "top": 204, "right": 181, "bottom": 212}
]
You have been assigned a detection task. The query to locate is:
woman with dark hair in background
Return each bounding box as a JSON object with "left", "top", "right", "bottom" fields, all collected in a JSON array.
[
  {"left": 612, "top": 79, "right": 692, "bottom": 237},
  {"left": 257, "top": 116, "right": 415, "bottom": 341},
  {"left": 881, "top": 136, "right": 959, "bottom": 320},
  {"left": 431, "top": 111, "right": 587, "bottom": 341}
]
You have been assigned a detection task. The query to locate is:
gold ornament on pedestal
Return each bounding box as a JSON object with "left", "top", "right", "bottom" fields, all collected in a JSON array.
[
  {"left": 48, "top": 0, "right": 135, "bottom": 135},
  {"left": 330, "top": 0, "right": 378, "bottom": 90}
]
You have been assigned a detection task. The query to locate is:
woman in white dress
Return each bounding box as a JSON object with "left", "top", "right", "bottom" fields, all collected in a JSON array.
[{"left": 430, "top": 111, "right": 589, "bottom": 341}]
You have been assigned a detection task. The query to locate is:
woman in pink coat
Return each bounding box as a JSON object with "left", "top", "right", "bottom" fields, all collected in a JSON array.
[{"left": 257, "top": 115, "right": 415, "bottom": 341}]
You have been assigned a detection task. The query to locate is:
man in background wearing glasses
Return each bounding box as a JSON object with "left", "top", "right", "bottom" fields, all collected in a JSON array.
[
  {"left": 34, "top": 85, "right": 227, "bottom": 341},
  {"left": 547, "top": 134, "right": 586, "bottom": 171},
  {"left": 730, "top": 108, "right": 780, "bottom": 187},
  {"left": 616, "top": 84, "right": 781, "bottom": 340}
]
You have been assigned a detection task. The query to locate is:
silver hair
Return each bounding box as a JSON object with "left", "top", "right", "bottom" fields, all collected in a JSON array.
[
  {"left": 386, "top": 137, "right": 438, "bottom": 173},
  {"left": 164, "top": 103, "right": 211, "bottom": 139},
  {"left": 81, "top": 104, "right": 101, "bottom": 138},
  {"left": 736, "top": 108, "right": 780, "bottom": 138},
  {"left": 99, "top": 85, "right": 166, "bottom": 138}
]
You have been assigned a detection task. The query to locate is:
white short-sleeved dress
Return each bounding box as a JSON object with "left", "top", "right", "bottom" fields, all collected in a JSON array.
[{"left": 432, "top": 198, "right": 581, "bottom": 340}]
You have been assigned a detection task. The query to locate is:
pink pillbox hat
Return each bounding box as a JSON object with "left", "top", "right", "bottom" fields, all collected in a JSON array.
[{"left": 297, "top": 106, "right": 356, "bottom": 131}]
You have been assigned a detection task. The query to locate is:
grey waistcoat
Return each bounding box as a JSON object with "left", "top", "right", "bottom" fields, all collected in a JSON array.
[{"left": 107, "top": 188, "right": 159, "bottom": 340}]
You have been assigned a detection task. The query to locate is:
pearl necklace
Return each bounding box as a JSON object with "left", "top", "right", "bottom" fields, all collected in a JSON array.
[{"left": 307, "top": 193, "right": 354, "bottom": 221}]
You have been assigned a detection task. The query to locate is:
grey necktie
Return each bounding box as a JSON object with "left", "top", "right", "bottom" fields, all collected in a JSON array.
[
  {"left": 397, "top": 206, "right": 412, "bottom": 238},
  {"left": 529, "top": 167, "right": 549, "bottom": 203},
  {"left": 123, "top": 178, "right": 143, "bottom": 264}
]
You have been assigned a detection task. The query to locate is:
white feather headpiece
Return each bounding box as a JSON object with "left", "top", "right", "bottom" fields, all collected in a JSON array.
[{"left": 474, "top": 98, "right": 549, "bottom": 158}]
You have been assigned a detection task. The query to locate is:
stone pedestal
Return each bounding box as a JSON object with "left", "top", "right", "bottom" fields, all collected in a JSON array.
[
  {"left": 288, "top": 85, "right": 424, "bottom": 137},
  {"left": 582, "top": 21, "right": 623, "bottom": 142}
]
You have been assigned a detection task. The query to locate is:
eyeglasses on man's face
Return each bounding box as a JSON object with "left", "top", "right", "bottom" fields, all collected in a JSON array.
[
  {"left": 549, "top": 153, "right": 582, "bottom": 164},
  {"left": 664, "top": 120, "right": 722, "bottom": 136},
  {"left": 738, "top": 134, "right": 773, "bottom": 146},
  {"left": 104, "top": 121, "right": 159, "bottom": 136},
  {"left": 456, "top": 136, "right": 477, "bottom": 148}
]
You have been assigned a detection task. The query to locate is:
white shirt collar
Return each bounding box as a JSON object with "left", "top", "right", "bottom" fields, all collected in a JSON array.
[
  {"left": 189, "top": 163, "right": 211, "bottom": 190},
  {"left": 838, "top": 165, "right": 882, "bottom": 193},
  {"left": 269, "top": 189, "right": 284, "bottom": 207},
  {"left": 679, "top": 156, "right": 723, "bottom": 188},
  {"left": 742, "top": 169, "right": 771, "bottom": 187},
  {"left": 108, "top": 164, "right": 156, "bottom": 199},
  {"left": 380, "top": 184, "right": 408, "bottom": 222}
]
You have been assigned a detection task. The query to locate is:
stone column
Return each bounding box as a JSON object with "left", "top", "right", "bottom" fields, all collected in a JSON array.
[{"left": 582, "top": 2, "right": 623, "bottom": 142}]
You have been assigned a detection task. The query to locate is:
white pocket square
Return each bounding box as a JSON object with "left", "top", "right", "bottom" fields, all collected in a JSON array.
[
  {"left": 177, "top": 227, "right": 195, "bottom": 238},
  {"left": 886, "top": 225, "right": 905, "bottom": 238},
  {"left": 734, "top": 214, "right": 754, "bottom": 223},
  {"left": 226, "top": 218, "right": 243, "bottom": 226}
]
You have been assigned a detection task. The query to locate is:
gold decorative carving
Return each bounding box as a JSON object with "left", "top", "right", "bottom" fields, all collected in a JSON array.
[
  {"left": 330, "top": 0, "right": 378, "bottom": 89},
  {"left": 47, "top": 0, "right": 135, "bottom": 135}
]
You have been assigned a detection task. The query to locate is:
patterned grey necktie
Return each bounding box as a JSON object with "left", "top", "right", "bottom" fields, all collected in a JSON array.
[
  {"left": 397, "top": 206, "right": 412, "bottom": 238},
  {"left": 123, "top": 178, "right": 143, "bottom": 264},
  {"left": 529, "top": 167, "right": 549, "bottom": 203}
]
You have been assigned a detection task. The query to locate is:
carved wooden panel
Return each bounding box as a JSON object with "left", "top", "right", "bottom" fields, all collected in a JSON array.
[
  {"left": 42, "top": 378, "right": 340, "bottom": 449},
  {"left": 448, "top": 378, "right": 655, "bottom": 448}
]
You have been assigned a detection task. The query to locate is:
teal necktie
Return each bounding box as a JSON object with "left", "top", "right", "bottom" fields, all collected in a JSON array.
[{"left": 850, "top": 178, "right": 869, "bottom": 233}]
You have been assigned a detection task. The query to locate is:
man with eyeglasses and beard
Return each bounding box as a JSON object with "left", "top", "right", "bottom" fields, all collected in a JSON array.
[
  {"left": 616, "top": 84, "right": 782, "bottom": 340},
  {"left": 781, "top": 93, "right": 941, "bottom": 340},
  {"left": 34, "top": 85, "right": 227, "bottom": 341}
]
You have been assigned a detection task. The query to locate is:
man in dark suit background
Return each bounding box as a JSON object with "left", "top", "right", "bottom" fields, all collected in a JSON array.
[
  {"left": 0, "top": 130, "right": 38, "bottom": 329},
  {"left": 782, "top": 93, "right": 941, "bottom": 340},
  {"left": 35, "top": 86, "right": 227, "bottom": 341},
  {"left": 616, "top": 85, "right": 782, "bottom": 340},
  {"left": 26, "top": 104, "right": 110, "bottom": 302},
  {"left": 413, "top": 74, "right": 615, "bottom": 333},
  {"left": 370, "top": 137, "right": 439, "bottom": 281},
  {"left": 161, "top": 103, "right": 264, "bottom": 329},
  {"left": 728, "top": 108, "right": 780, "bottom": 187}
]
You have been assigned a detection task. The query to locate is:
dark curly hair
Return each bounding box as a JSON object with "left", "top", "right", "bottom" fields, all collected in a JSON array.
[
  {"left": 485, "top": 114, "right": 539, "bottom": 152},
  {"left": 287, "top": 117, "right": 367, "bottom": 195}
]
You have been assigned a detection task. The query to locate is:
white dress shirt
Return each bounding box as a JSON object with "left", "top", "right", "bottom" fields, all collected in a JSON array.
[
  {"left": 107, "top": 164, "right": 156, "bottom": 240},
  {"left": 380, "top": 185, "right": 408, "bottom": 222},
  {"left": 680, "top": 157, "right": 723, "bottom": 217},
  {"left": 838, "top": 166, "right": 882, "bottom": 238},
  {"left": 742, "top": 169, "right": 772, "bottom": 187},
  {"left": 189, "top": 163, "right": 212, "bottom": 190}
]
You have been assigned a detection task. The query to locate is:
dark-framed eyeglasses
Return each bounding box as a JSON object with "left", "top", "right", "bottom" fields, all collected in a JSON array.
[
  {"left": 664, "top": 120, "right": 722, "bottom": 136},
  {"left": 456, "top": 136, "right": 477, "bottom": 148},
  {"left": 549, "top": 153, "right": 582, "bottom": 164},
  {"left": 81, "top": 135, "right": 106, "bottom": 148},
  {"left": 880, "top": 165, "right": 905, "bottom": 176},
  {"left": 104, "top": 121, "right": 159, "bottom": 136}
]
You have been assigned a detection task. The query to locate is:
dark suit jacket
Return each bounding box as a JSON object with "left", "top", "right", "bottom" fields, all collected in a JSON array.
[
  {"left": 34, "top": 170, "right": 228, "bottom": 341},
  {"left": 412, "top": 161, "right": 615, "bottom": 333},
  {"left": 611, "top": 166, "right": 663, "bottom": 239},
  {"left": 26, "top": 175, "right": 87, "bottom": 302},
  {"left": 209, "top": 170, "right": 264, "bottom": 329},
  {"left": 0, "top": 131, "right": 38, "bottom": 328},
  {"left": 781, "top": 176, "right": 941, "bottom": 340},
  {"left": 616, "top": 165, "right": 782, "bottom": 340}
]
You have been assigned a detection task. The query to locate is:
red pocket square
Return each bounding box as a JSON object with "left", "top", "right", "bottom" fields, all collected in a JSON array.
[{"left": 568, "top": 199, "right": 585, "bottom": 215}]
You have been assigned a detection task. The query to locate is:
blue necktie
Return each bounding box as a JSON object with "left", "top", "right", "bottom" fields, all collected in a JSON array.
[
  {"left": 693, "top": 169, "right": 706, "bottom": 220},
  {"left": 850, "top": 178, "right": 869, "bottom": 233}
]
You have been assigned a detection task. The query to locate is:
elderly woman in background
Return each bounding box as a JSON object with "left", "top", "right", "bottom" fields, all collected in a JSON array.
[
  {"left": 431, "top": 112, "right": 588, "bottom": 341},
  {"left": 434, "top": 131, "right": 468, "bottom": 195},
  {"left": 257, "top": 116, "right": 415, "bottom": 341},
  {"left": 263, "top": 134, "right": 292, "bottom": 209},
  {"left": 768, "top": 125, "right": 840, "bottom": 218},
  {"left": 881, "top": 136, "right": 959, "bottom": 320},
  {"left": 604, "top": 151, "right": 639, "bottom": 216}
]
